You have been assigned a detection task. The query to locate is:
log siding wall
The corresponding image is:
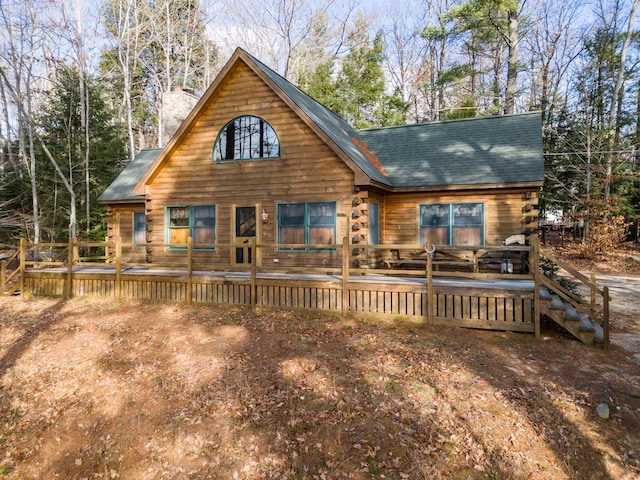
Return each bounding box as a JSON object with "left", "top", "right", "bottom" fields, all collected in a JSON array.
[
  {"left": 144, "top": 61, "right": 356, "bottom": 267},
  {"left": 383, "top": 190, "right": 538, "bottom": 246}
]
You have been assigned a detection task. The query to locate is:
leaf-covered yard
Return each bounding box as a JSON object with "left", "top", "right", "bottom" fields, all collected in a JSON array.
[{"left": 0, "top": 295, "right": 638, "bottom": 479}]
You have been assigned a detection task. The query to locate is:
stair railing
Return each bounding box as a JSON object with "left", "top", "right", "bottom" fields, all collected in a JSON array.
[
  {"left": 1, "top": 250, "right": 20, "bottom": 296},
  {"left": 538, "top": 251, "right": 610, "bottom": 350},
  {"left": 1, "top": 245, "right": 21, "bottom": 296}
]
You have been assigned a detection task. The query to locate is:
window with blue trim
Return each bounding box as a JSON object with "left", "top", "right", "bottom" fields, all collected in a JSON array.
[
  {"left": 420, "top": 203, "right": 483, "bottom": 246},
  {"left": 133, "top": 211, "right": 146, "bottom": 245},
  {"left": 213, "top": 115, "right": 279, "bottom": 161},
  {"left": 369, "top": 203, "right": 379, "bottom": 245},
  {"left": 278, "top": 202, "right": 336, "bottom": 250},
  {"left": 167, "top": 205, "right": 216, "bottom": 248}
]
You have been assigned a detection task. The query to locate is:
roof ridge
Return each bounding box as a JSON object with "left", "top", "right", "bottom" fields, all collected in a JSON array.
[
  {"left": 240, "top": 49, "right": 355, "bottom": 132},
  {"left": 358, "top": 111, "right": 542, "bottom": 133}
]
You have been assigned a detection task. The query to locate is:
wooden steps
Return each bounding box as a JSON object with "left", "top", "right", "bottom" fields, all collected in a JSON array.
[{"left": 539, "top": 286, "right": 604, "bottom": 347}]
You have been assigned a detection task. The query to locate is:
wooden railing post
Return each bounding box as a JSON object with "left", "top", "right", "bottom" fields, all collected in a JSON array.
[
  {"left": 1, "top": 259, "right": 5, "bottom": 295},
  {"left": 18, "top": 238, "right": 25, "bottom": 296},
  {"left": 250, "top": 237, "right": 257, "bottom": 306},
  {"left": 187, "top": 237, "right": 193, "bottom": 304},
  {"left": 342, "top": 236, "right": 349, "bottom": 316},
  {"left": 105, "top": 236, "right": 110, "bottom": 262},
  {"left": 187, "top": 237, "right": 193, "bottom": 305},
  {"left": 115, "top": 236, "right": 122, "bottom": 299},
  {"left": 66, "top": 237, "right": 76, "bottom": 298},
  {"left": 530, "top": 235, "right": 541, "bottom": 339},
  {"left": 426, "top": 244, "right": 434, "bottom": 325},
  {"left": 590, "top": 274, "right": 597, "bottom": 316},
  {"left": 603, "top": 286, "right": 610, "bottom": 351}
]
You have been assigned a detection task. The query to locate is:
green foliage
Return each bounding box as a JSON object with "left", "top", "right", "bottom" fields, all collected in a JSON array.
[
  {"left": 300, "top": 32, "right": 407, "bottom": 129},
  {"left": 542, "top": 25, "right": 639, "bottom": 233},
  {"left": 35, "top": 65, "right": 127, "bottom": 242},
  {"left": 442, "top": 97, "right": 477, "bottom": 121},
  {"left": 298, "top": 60, "right": 344, "bottom": 114}
]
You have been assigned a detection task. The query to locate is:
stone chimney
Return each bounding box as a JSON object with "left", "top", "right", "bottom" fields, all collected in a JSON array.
[{"left": 161, "top": 86, "right": 200, "bottom": 146}]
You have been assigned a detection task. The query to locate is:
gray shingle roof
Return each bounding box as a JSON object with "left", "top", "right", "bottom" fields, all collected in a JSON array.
[
  {"left": 100, "top": 50, "right": 544, "bottom": 203},
  {"left": 97, "top": 148, "right": 161, "bottom": 203},
  {"left": 246, "top": 50, "right": 542, "bottom": 189},
  {"left": 356, "top": 112, "right": 544, "bottom": 188}
]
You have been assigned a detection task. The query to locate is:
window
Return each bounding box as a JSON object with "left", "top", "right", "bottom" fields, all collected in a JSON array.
[
  {"left": 369, "top": 202, "right": 379, "bottom": 245},
  {"left": 133, "top": 211, "right": 146, "bottom": 245},
  {"left": 277, "top": 202, "right": 336, "bottom": 250},
  {"left": 213, "top": 115, "right": 279, "bottom": 161},
  {"left": 420, "top": 203, "right": 483, "bottom": 246},
  {"left": 167, "top": 205, "right": 216, "bottom": 248}
]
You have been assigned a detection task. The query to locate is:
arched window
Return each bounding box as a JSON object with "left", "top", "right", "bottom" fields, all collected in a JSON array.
[{"left": 213, "top": 115, "right": 280, "bottom": 161}]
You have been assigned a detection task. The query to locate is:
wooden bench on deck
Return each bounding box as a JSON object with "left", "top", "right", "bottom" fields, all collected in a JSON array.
[{"left": 384, "top": 248, "right": 478, "bottom": 272}]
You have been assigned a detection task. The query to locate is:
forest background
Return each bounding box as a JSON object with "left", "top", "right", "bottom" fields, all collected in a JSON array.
[{"left": 0, "top": 0, "right": 639, "bottom": 253}]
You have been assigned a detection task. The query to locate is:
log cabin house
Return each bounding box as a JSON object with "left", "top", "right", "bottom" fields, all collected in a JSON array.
[
  {"left": 11, "top": 49, "right": 610, "bottom": 347},
  {"left": 98, "top": 48, "right": 544, "bottom": 271}
]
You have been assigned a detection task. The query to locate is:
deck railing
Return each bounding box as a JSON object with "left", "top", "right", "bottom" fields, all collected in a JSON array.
[
  {"left": 2, "top": 235, "right": 611, "bottom": 348},
  {"left": 2, "top": 236, "right": 537, "bottom": 322},
  {"left": 7, "top": 236, "right": 536, "bottom": 279}
]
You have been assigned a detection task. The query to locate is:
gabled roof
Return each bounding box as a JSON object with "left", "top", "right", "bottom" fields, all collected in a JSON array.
[
  {"left": 241, "top": 51, "right": 391, "bottom": 186},
  {"left": 132, "top": 48, "right": 391, "bottom": 196},
  {"left": 102, "top": 49, "right": 544, "bottom": 203},
  {"left": 357, "top": 112, "right": 544, "bottom": 190},
  {"left": 97, "top": 148, "right": 161, "bottom": 203}
]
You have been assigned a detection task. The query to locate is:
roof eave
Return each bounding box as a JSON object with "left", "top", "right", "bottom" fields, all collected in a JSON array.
[
  {"left": 381, "top": 180, "right": 544, "bottom": 193},
  {"left": 98, "top": 197, "right": 145, "bottom": 205}
]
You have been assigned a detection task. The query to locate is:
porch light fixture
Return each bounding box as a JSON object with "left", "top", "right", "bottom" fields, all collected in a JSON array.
[{"left": 261, "top": 209, "right": 269, "bottom": 222}]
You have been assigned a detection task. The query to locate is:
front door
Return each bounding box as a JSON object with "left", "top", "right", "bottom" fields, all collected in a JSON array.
[{"left": 232, "top": 205, "right": 257, "bottom": 265}]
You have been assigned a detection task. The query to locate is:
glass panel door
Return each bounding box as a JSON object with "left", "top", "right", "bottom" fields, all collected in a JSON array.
[{"left": 233, "top": 206, "right": 256, "bottom": 265}]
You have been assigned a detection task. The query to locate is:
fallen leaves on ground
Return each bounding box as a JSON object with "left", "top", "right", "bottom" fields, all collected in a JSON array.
[{"left": 0, "top": 296, "right": 638, "bottom": 480}]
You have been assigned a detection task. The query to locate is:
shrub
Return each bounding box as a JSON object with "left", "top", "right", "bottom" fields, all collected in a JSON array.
[{"left": 577, "top": 214, "right": 628, "bottom": 259}]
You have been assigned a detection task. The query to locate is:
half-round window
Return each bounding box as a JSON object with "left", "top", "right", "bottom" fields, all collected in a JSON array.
[{"left": 213, "top": 115, "right": 280, "bottom": 161}]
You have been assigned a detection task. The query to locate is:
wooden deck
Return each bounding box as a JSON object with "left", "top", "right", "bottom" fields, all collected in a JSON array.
[
  {"left": 20, "top": 264, "right": 537, "bottom": 333},
  {"left": 3, "top": 235, "right": 610, "bottom": 346}
]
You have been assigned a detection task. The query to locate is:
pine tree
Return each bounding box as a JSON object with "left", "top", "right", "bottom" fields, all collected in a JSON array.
[
  {"left": 300, "top": 32, "right": 406, "bottom": 128},
  {"left": 36, "top": 66, "right": 127, "bottom": 242}
]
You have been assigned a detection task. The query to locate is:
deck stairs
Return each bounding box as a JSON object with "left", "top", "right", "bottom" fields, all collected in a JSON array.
[
  {"left": 3, "top": 273, "right": 20, "bottom": 296},
  {"left": 538, "top": 285, "right": 605, "bottom": 347}
]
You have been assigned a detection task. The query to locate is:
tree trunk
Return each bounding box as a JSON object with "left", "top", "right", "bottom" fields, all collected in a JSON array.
[
  {"left": 504, "top": 8, "right": 519, "bottom": 115},
  {"left": 605, "top": 0, "right": 640, "bottom": 200}
]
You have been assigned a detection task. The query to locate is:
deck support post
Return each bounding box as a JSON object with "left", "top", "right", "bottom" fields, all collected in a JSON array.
[
  {"left": 115, "top": 236, "right": 122, "bottom": 299},
  {"left": 603, "top": 286, "right": 610, "bottom": 351},
  {"left": 66, "top": 237, "right": 76, "bottom": 298},
  {"left": 530, "top": 235, "right": 541, "bottom": 339},
  {"left": 342, "top": 236, "right": 349, "bottom": 316},
  {"left": 426, "top": 243, "right": 434, "bottom": 325},
  {"left": 187, "top": 237, "right": 193, "bottom": 304}
]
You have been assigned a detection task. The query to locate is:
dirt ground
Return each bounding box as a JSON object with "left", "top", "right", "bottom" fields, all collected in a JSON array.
[{"left": 0, "top": 248, "right": 639, "bottom": 479}]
